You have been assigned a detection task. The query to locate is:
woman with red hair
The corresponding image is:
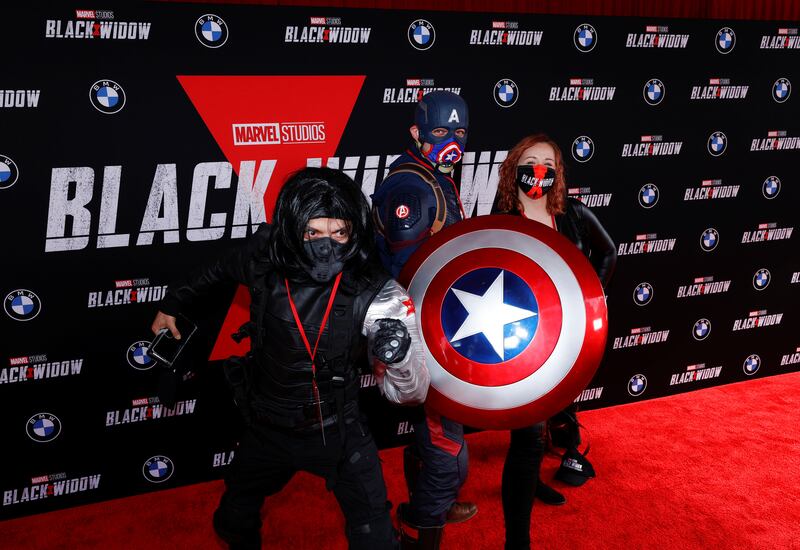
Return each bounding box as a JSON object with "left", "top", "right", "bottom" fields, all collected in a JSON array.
[{"left": 493, "top": 134, "right": 616, "bottom": 550}]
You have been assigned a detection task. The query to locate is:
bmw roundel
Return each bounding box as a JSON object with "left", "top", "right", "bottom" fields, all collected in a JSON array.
[
  {"left": 692, "top": 318, "right": 711, "bottom": 341},
  {"left": 4, "top": 289, "right": 41, "bottom": 321},
  {"left": 571, "top": 136, "right": 594, "bottom": 163},
  {"left": 716, "top": 27, "right": 736, "bottom": 54},
  {"left": 89, "top": 79, "right": 126, "bottom": 114},
  {"left": 743, "top": 354, "right": 761, "bottom": 376},
  {"left": 707, "top": 131, "right": 727, "bottom": 156},
  {"left": 127, "top": 341, "right": 155, "bottom": 370},
  {"left": 762, "top": 176, "right": 781, "bottom": 199},
  {"left": 753, "top": 268, "right": 771, "bottom": 290},
  {"left": 26, "top": 412, "right": 62, "bottom": 443},
  {"left": 628, "top": 374, "right": 647, "bottom": 397},
  {"left": 493, "top": 79, "right": 518, "bottom": 108},
  {"left": 143, "top": 455, "right": 175, "bottom": 483},
  {"left": 643, "top": 78, "right": 665, "bottom": 106},
  {"left": 633, "top": 282, "right": 653, "bottom": 306},
  {"left": 195, "top": 14, "right": 229, "bottom": 48},
  {"left": 700, "top": 228, "right": 719, "bottom": 252},
  {"left": 638, "top": 183, "right": 659, "bottom": 208},
  {"left": 772, "top": 78, "right": 791, "bottom": 103},
  {"left": 0, "top": 155, "right": 20, "bottom": 190},
  {"left": 408, "top": 19, "right": 435, "bottom": 50},
  {"left": 574, "top": 23, "right": 597, "bottom": 52}
]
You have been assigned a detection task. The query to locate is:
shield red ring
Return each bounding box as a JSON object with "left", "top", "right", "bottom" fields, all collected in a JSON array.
[{"left": 399, "top": 215, "right": 608, "bottom": 430}]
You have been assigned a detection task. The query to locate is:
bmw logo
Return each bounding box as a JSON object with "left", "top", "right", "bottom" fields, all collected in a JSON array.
[
  {"left": 762, "top": 176, "right": 781, "bottom": 199},
  {"left": 0, "top": 155, "right": 19, "bottom": 190},
  {"left": 574, "top": 23, "right": 597, "bottom": 53},
  {"left": 195, "top": 14, "right": 228, "bottom": 48},
  {"left": 772, "top": 78, "right": 791, "bottom": 103},
  {"left": 692, "top": 318, "right": 711, "bottom": 341},
  {"left": 127, "top": 340, "right": 155, "bottom": 370},
  {"left": 493, "top": 79, "right": 518, "bottom": 108},
  {"left": 571, "top": 136, "right": 594, "bottom": 163},
  {"left": 643, "top": 78, "right": 665, "bottom": 106},
  {"left": 700, "top": 228, "right": 719, "bottom": 252},
  {"left": 89, "top": 79, "right": 126, "bottom": 114},
  {"left": 26, "top": 413, "right": 62, "bottom": 443},
  {"left": 4, "top": 289, "right": 42, "bottom": 321},
  {"left": 143, "top": 455, "right": 175, "bottom": 483},
  {"left": 638, "top": 183, "right": 659, "bottom": 208},
  {"left": 628, "top": 374, "right": 647, "bottom": 397},
  {"left": 707, "top": 131, "right": 727, "bottom": 156},
  {"left": 715, "top": 27, "right": 736, "bottom": 54},
  {"left": 408, "top": 19, "right": 435, "bottom": 50},
  {"left": 743, "top": 354, "right": 761, "bottom": 376},
  {"left": 633, "top": 282, "right": 653, "bottom": 306},
  {"left": 753, "top": 268, "right": 771, "bottom": 290}
]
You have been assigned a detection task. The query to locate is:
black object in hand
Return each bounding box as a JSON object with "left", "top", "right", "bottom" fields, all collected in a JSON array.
[{"left": 372, "top": 318, "right": 411, "bottom": 364}]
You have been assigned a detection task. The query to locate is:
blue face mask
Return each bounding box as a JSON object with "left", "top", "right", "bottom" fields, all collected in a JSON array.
[
  {"left": 424, "top": 138, "right": 464, "bottom": 167},
  {"left": 414, "top": 91, "right": 469, "bottom": 171}
]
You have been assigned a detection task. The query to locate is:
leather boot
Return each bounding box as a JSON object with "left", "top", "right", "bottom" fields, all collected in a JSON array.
[
  {"left": 535, "top": 479, "right": 566, "bottom": 505},
  {"left": 445, "top": 501, "right": 478, "bottom": 523},
  {"left": 397, "top": 503, "right": 444, "bottom": 550}
]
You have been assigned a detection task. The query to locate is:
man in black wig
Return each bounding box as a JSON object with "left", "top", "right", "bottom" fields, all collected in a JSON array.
[{"left": 152, "top": 167, "right": 430, "bottom": 549}]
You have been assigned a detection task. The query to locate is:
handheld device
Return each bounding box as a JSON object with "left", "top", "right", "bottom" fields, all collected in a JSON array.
[{"left": 149, "top": 313, "right": 197, "bottom": 367}]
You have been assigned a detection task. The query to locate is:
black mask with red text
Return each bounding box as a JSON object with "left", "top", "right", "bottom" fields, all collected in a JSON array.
[{"left": 516, "top": 164, "right": 556, "bottom": 199}]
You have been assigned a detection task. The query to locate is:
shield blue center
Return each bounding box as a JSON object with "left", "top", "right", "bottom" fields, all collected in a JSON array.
[{"left": 441, "top": 268, "right": 539, "bottom": 364}]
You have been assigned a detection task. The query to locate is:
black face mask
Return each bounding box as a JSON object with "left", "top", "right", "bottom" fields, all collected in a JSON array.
[
  {"left": 302, "top": 238, "right": 347, "bottom": 283},
  {"left": 516, "top": 164, "right": 556, "bottom": 199}
]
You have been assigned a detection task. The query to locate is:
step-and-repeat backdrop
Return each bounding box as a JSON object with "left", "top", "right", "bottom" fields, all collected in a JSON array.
[{"left": 2, "top": 3, "right": 798, "bottom": 519}]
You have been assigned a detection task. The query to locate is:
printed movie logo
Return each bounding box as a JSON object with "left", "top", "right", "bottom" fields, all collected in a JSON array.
[
  {"left": 751, "top": 130, "right": 800, "bottom": 151},
  {"left": 732, "top": 309, "right": 783, "bottom": 331},
  {"left": 105, "top": 396, "right": 197, "bottom": 426},
  {"left": 2, "top": 354, "right": 84, "bottom": 385},
  {"left": 383, "top": 79, "right": 462, "bottom": 104},
  {"left": 1, "top": 90, "right": 40, "bottom": 109},
  {"left": 741, "top": 222, "right": 794, "bottom": 244},
  {"left": 622, "top": 135, "right": 683, "bottom": 157},
  {"left": 781, "top": 346, "right": 800, "bottom": 367},
  {"left": 792, "top": 271, "right": 800, "bottom": 284},
  {"left": 690, "top": 78, "right": 749, "bottom": 100},
  {"left": 360, "top": 373, "right": 379, "bottom": 388},
  {"left": 676, "top": 276, "right": 731, "bottom": 298},
  {"left": 213, "top": 450, "right": 236, "bottom": 468},
  {"left": 617, "top": 233, "right": 676, "bottom": 256},
  {"left": 612, "top": 326, "right": 670, "bottom": 349},
  {"left": 397, "top": 420, "right": 416, "bottom": 435},
  {"left": 574, "top": 386, "right": 604, "bottom": 403},
  {"left": 2, "top": 472, "right": 101, "bottom": 507},
  {"left": 232, "top": 122, "right": 326, "bottom": 146},
  {"left": 761, "top": 27, "right": 800, "bottom": 49},
  {"left": 46, "top": 11, "right": 151, "bottom": 40},
  {"left": 567, "top": 187, "right": 611, "bottom": 207},
  {"left": 285, "top": 16, "right": 371, "bottom": 44},
  {"left": 469, "top": 20, "right": 542, "bottom": 46},
  {"left": 670, "top": 363, "right": 723, "bottom": 386},
  {"left": 88, "top": 278, "right": 167, "bottom": 308},
  {"left": 549, "top": 78, "right": 616, "bottom": 102},
  {"left": 684, "top": 179, "right": 739, "bottom": 201},
  {"left": 626, "top": 25, "right": 689, "bottom": 48}
]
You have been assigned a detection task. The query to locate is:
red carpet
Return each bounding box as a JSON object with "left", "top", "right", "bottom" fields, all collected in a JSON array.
[{"left": 3, "top": 372, "right": 800, "bottom": 549}]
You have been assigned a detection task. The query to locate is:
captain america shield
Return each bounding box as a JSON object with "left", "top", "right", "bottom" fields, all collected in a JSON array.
[{"left": 398, "top": 215, "right": 608, "bottom": 430}]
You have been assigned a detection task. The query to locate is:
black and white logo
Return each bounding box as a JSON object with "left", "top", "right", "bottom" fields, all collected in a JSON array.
[
  {"left": 633, "top": 282, "right": 653, "bottom": 306},
  {"left": 195, "top": 14, "right": 228, "bottom": 48},
  {"left": 574, "top": 23, "right": 597, "bottom": 52},
  {"left": 4, "top": 289, "right": 42, "bottom": 321},
  {"left": 408, "top": 19, "right": 435, "bottom": 50},
  {"left": 773, "top": 78, "right": 791, "bottom": 103},
  {"left": 707, "top": 131, "right": 727, "bottom": 156},
  {"left": 762, "top": 176, "right": 781, "bottom": 199},
  {"left": 643, "top": 78, "right": 665, "bottom": 106},
  {"left": 493, "top": 78, "right": 518, "bottom": 107},
  {"left": 715, "top": 27, "right": 736, "bottom": 54},
  {"left": 26, "top": 412, "right": 62, "bottom": 442},
  {"left": 700, "top": 228, "right": 719, "bottom": 252},
  {"left": 628, "top": 374, "right": 647, "bottom": 396},
  {"left": 743, "top": 354, "right": 761, "bottom": 376},
  {"left": 753, "top": 268, "right": 771, "bottom": 290},
  {"left": 0, "top": 155, "right": 19, "bottom": 190},
  {"left": 638, "top": 183, "right": 659, "bottom": 208},
  {"left": 571, "top": 136, "right": 594, "bottom": 162},
  {"left": 143, "top": 455, "right": 175, "bottom": 483},
  {"left": 692, "top": 318, "right": 711, "bottom": 341},
  {"left": 126, "top": 341, "right": 155, "bottom": 371},
  {"left": 89, "top": 79, "right": 126, "bottom": 114}
]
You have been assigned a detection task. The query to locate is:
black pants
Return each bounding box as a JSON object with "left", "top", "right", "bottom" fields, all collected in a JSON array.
[
  {"left": 213, "top": 416, "right": 395, "bottom": 549},
  {"left": 501, "top": 422, "right": 546, "bottom": 550}
]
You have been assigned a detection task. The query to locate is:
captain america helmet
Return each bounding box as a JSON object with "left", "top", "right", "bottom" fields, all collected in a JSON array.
[{"left": 414, "top": 90, "right": 469, "bottom": 149}]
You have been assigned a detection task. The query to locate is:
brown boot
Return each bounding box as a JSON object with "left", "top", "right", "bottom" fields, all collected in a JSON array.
[{"left": 445, "top": 501, "right": 478, "bottom": 524}]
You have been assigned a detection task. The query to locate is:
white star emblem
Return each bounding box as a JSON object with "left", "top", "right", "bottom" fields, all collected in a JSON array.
[{"left": 449, "top": 270, "right": 537, "bottom": 361}]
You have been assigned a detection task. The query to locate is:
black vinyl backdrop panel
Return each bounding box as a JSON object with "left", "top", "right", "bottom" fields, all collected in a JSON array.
[{"left": 1, "top": 2, "right": 798, "bottom": 518}]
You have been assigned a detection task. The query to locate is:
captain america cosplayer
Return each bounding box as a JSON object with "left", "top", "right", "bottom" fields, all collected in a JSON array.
[
  {"left": 151, "top": 167, "right": 430, "bottom": 550},
  {"left": 371, "top": 91, "right": 476, "bottom": 549}
]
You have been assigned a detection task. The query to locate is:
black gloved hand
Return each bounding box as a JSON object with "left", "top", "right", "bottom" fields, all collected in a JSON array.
[{"left": 372, "top": 318, "right": 411, "bottom": 364}]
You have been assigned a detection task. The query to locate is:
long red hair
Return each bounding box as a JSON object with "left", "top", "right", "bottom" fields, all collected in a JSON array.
[{"left": 496, "top": 134, "right": 567, "bottom": 215}]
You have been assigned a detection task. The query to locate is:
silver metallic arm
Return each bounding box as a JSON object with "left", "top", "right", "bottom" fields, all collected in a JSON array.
[{"left": 363, "top": 279, "right": 430, "bottom": 405}]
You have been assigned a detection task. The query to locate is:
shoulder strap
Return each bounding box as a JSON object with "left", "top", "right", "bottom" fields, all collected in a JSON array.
[{"left": 385, "top": 162, "right": 448, "bottom": 235}]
